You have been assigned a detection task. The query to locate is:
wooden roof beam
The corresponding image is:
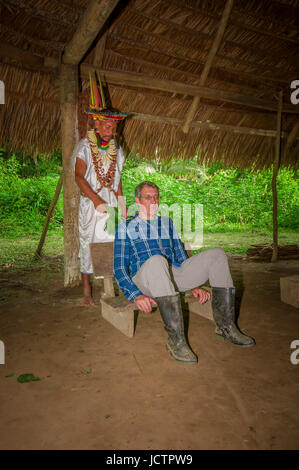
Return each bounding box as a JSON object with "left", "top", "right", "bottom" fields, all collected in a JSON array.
[
  {"left": 81, "top": 66, "right": 299, "bottom": 115},
  {"left": 63, "top": 0, "right": 121, "bottom": 65},
  {"left": 182, "top": 0, "right": 234, "bottom": 134},
  {"left": 1, "top": 42, "right": 298, "bottom": 114}
]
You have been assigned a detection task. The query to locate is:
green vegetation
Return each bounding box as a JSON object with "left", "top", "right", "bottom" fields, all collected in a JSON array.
[{"left": 0, "top": 149, "right": 298, "bottom": 267}]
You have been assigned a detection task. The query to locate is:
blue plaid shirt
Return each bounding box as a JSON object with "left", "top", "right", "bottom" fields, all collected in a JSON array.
[{"left": 113, "top": 214, "right": 188, "bottom": 302}]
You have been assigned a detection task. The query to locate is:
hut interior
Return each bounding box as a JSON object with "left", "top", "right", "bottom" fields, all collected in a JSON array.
[
  {"left": 0, "top": 1, "right": 299, "bottom": 452},
  {"left": 0, "top": 0, "right": 298, "bottom": 166}
]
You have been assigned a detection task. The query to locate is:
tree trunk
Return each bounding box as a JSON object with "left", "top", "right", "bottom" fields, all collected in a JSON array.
[{"left": 60, "top": 63, "right": 81, "bottom": 286}]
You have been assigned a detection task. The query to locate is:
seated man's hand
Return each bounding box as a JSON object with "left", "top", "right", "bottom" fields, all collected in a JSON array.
[
  {"left": 192, "top": 287, "right": 211, "bottom": 304},
  {"left": 134, "top": 295, "right": 157, "bottom": 314}
]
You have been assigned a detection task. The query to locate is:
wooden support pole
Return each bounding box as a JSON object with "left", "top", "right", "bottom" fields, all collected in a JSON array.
[
  {"left": 34, "top": 172, "right": 63, "bottom": 259},
  {"left": 60, "top": 63, "right": 81, "bottom": 286},
  {"left": 60, "top": 0, "right": 122, "bottom": 287},
  {"left": 182, "top": 0, "right": 234, "bottom": 134},
  {"left": 271, "top": 90, "right": 283, "bottom": 263},
  {"left": 63, "top": 0, "right": 121, "bottom": 65}
]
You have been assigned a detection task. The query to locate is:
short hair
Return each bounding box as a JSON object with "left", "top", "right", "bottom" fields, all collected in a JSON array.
[{"left": 135, "top": 181, "right": 160, "bottom": 199}]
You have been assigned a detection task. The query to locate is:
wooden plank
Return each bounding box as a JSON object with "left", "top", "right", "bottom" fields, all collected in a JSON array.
[
  {"left": 101, "top": 299, "right": 135, "bottom": 337},
  {"left": 102, "top": 295, "right": 136, "bottom": 312},
  {"left": 280, "top": 275, "right": 299, "bottom": 308},
  {"left": 90, "top": 242, "right": 114, "bottom": 277},
  {"left": 81, "top": 67, "right": 299, "bottom": 114},
  {"left": 103, "top": 278, "right": 115, "bottom": 297}
]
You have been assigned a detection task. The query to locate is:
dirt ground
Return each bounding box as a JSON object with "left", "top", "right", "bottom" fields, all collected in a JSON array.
[{"left": 0, "top": 255, "right": 299, "bottom": 450}]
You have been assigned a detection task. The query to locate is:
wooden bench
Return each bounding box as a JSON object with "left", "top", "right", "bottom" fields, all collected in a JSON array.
[
  {"left": 90, "top": 242, "right": 137, "bottom": 337},
  {"left": 90, "top": 242, "right": 214, "bottom": 337},
  {"left": 280, "top": 275, "right": 299, "bottom": 308}
]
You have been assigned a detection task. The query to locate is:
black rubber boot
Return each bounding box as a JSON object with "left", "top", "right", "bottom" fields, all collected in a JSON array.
[
  {"left": 212, "top": 287, "right": 255, "bottom": 347},
  {"left": 155, "top": 294, "right": 198, "bottom": 364}
]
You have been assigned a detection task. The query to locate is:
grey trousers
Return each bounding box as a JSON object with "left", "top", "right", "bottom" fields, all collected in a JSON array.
[{"left": 132, "top": 248, "right": 234, "bottom": 298}]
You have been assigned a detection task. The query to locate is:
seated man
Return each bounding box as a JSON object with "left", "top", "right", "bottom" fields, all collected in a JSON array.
[{"left": 113, "top": 181, "right": 255, "bottom": 365}]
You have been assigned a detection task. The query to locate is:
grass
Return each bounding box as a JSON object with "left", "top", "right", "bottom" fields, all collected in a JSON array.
[
  {"left": 0, "top": 231, "right": 64, "bottom": 270},
  {"left": 0, "top": 229, "right": 298, "bottom": 270}
]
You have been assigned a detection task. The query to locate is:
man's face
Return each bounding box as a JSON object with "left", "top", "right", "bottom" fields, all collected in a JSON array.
[
  {"left": 136, "top": 185, "right": 159, "bottom": 219},
  {"left": 94, "top": 119, "right": 117, "bottom": 142}
]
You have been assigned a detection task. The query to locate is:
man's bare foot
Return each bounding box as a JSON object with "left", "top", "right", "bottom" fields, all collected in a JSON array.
[{"left": 81, "top": 297, "right": 97, "bottom": 307}]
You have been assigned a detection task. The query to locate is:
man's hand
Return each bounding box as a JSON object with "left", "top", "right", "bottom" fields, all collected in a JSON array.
[
  {"left": 95, "top": 201, "right": 108, "bottom": 213},
  {"left": 191, "top": 287, "right": 211, "bottom": 304},
  {"left": 134, "top": 295, "right": 157, "bottom": 313}
]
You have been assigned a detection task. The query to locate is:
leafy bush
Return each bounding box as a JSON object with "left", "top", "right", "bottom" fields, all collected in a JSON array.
[
  {"left": 0, "top": 154, "right": 63, "bottom": 237},
  {"left": 0, "top": 150, "right": 298, "bottom": 239}
]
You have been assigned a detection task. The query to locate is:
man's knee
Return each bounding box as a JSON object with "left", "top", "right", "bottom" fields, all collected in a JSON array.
[
  {"left": 210, "top": 247, "right": 227, "bottom": 260},
  {"left": 146, "top": 254, "right": 169, "bottom": 268}
]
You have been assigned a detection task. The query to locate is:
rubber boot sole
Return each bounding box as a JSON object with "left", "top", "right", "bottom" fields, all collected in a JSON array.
[
  {"left": 215, "top": 332, "right": 255, "bottom": 347},
  {"left": 166, "top": 344, "right": 198, "bottom": 364}
]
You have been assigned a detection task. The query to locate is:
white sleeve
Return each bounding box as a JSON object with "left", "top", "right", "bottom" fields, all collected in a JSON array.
[{"left": 72, "top": 139, "right": 89, "bottom": 168}]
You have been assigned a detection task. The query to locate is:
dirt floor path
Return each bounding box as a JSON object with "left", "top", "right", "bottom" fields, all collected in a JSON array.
[{"left": 0, "top": 256, "right": 298, "bottom": 450}]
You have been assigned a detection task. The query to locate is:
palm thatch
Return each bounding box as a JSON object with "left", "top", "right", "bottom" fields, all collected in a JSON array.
[{"left": 0, "top": 0, "right": 298, "bottom": 168}]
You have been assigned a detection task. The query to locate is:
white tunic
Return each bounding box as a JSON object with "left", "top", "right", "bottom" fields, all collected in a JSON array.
[{"left": 73, "top": 137, "right": 126, "bottom": 274}]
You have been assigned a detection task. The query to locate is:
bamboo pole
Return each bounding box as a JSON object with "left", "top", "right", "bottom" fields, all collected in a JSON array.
[
  {"left": 182, "top": 0, "right": 234, "bottom": 134},
  {"left": 271, "top": 90, "right": 283, "bottom": 263},
  {"left": 34, "top": 173, "right": 63, "bottom": 259}
]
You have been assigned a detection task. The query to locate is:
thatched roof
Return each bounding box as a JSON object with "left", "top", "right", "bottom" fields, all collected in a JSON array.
[{"left": 0, "top": 0, "right": 298, "bottom": 167}]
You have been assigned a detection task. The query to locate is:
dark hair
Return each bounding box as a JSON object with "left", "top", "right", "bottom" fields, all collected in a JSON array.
[{"left": 135, "top": 181, "right": 160, "bottom": 199}]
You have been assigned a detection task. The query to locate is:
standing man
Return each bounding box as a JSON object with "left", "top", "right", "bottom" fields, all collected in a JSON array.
[
  {"left": 74, "top": 74, "right": 128, "bottom": 306},
  {"left": 114, "top": 181, "right": 255, "bottom": 364}
]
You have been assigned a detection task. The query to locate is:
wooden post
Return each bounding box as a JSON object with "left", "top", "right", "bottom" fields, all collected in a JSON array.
[
  {"left": 60, "top": 0, "right": 122, "bottom": 287},
  {"left": 271, "top": 90, "right": 283, "bottom": 263},
  {"left": 34, "top": 172, "right": 63, "bottom": 259},
  {"left": 60, "top": 63, "right": 81, "bottom": 285}
]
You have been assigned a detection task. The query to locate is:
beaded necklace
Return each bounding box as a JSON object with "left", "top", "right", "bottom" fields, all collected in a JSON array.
[{"left": 87, "top": 130, "right": 117, "bottom": 194}]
